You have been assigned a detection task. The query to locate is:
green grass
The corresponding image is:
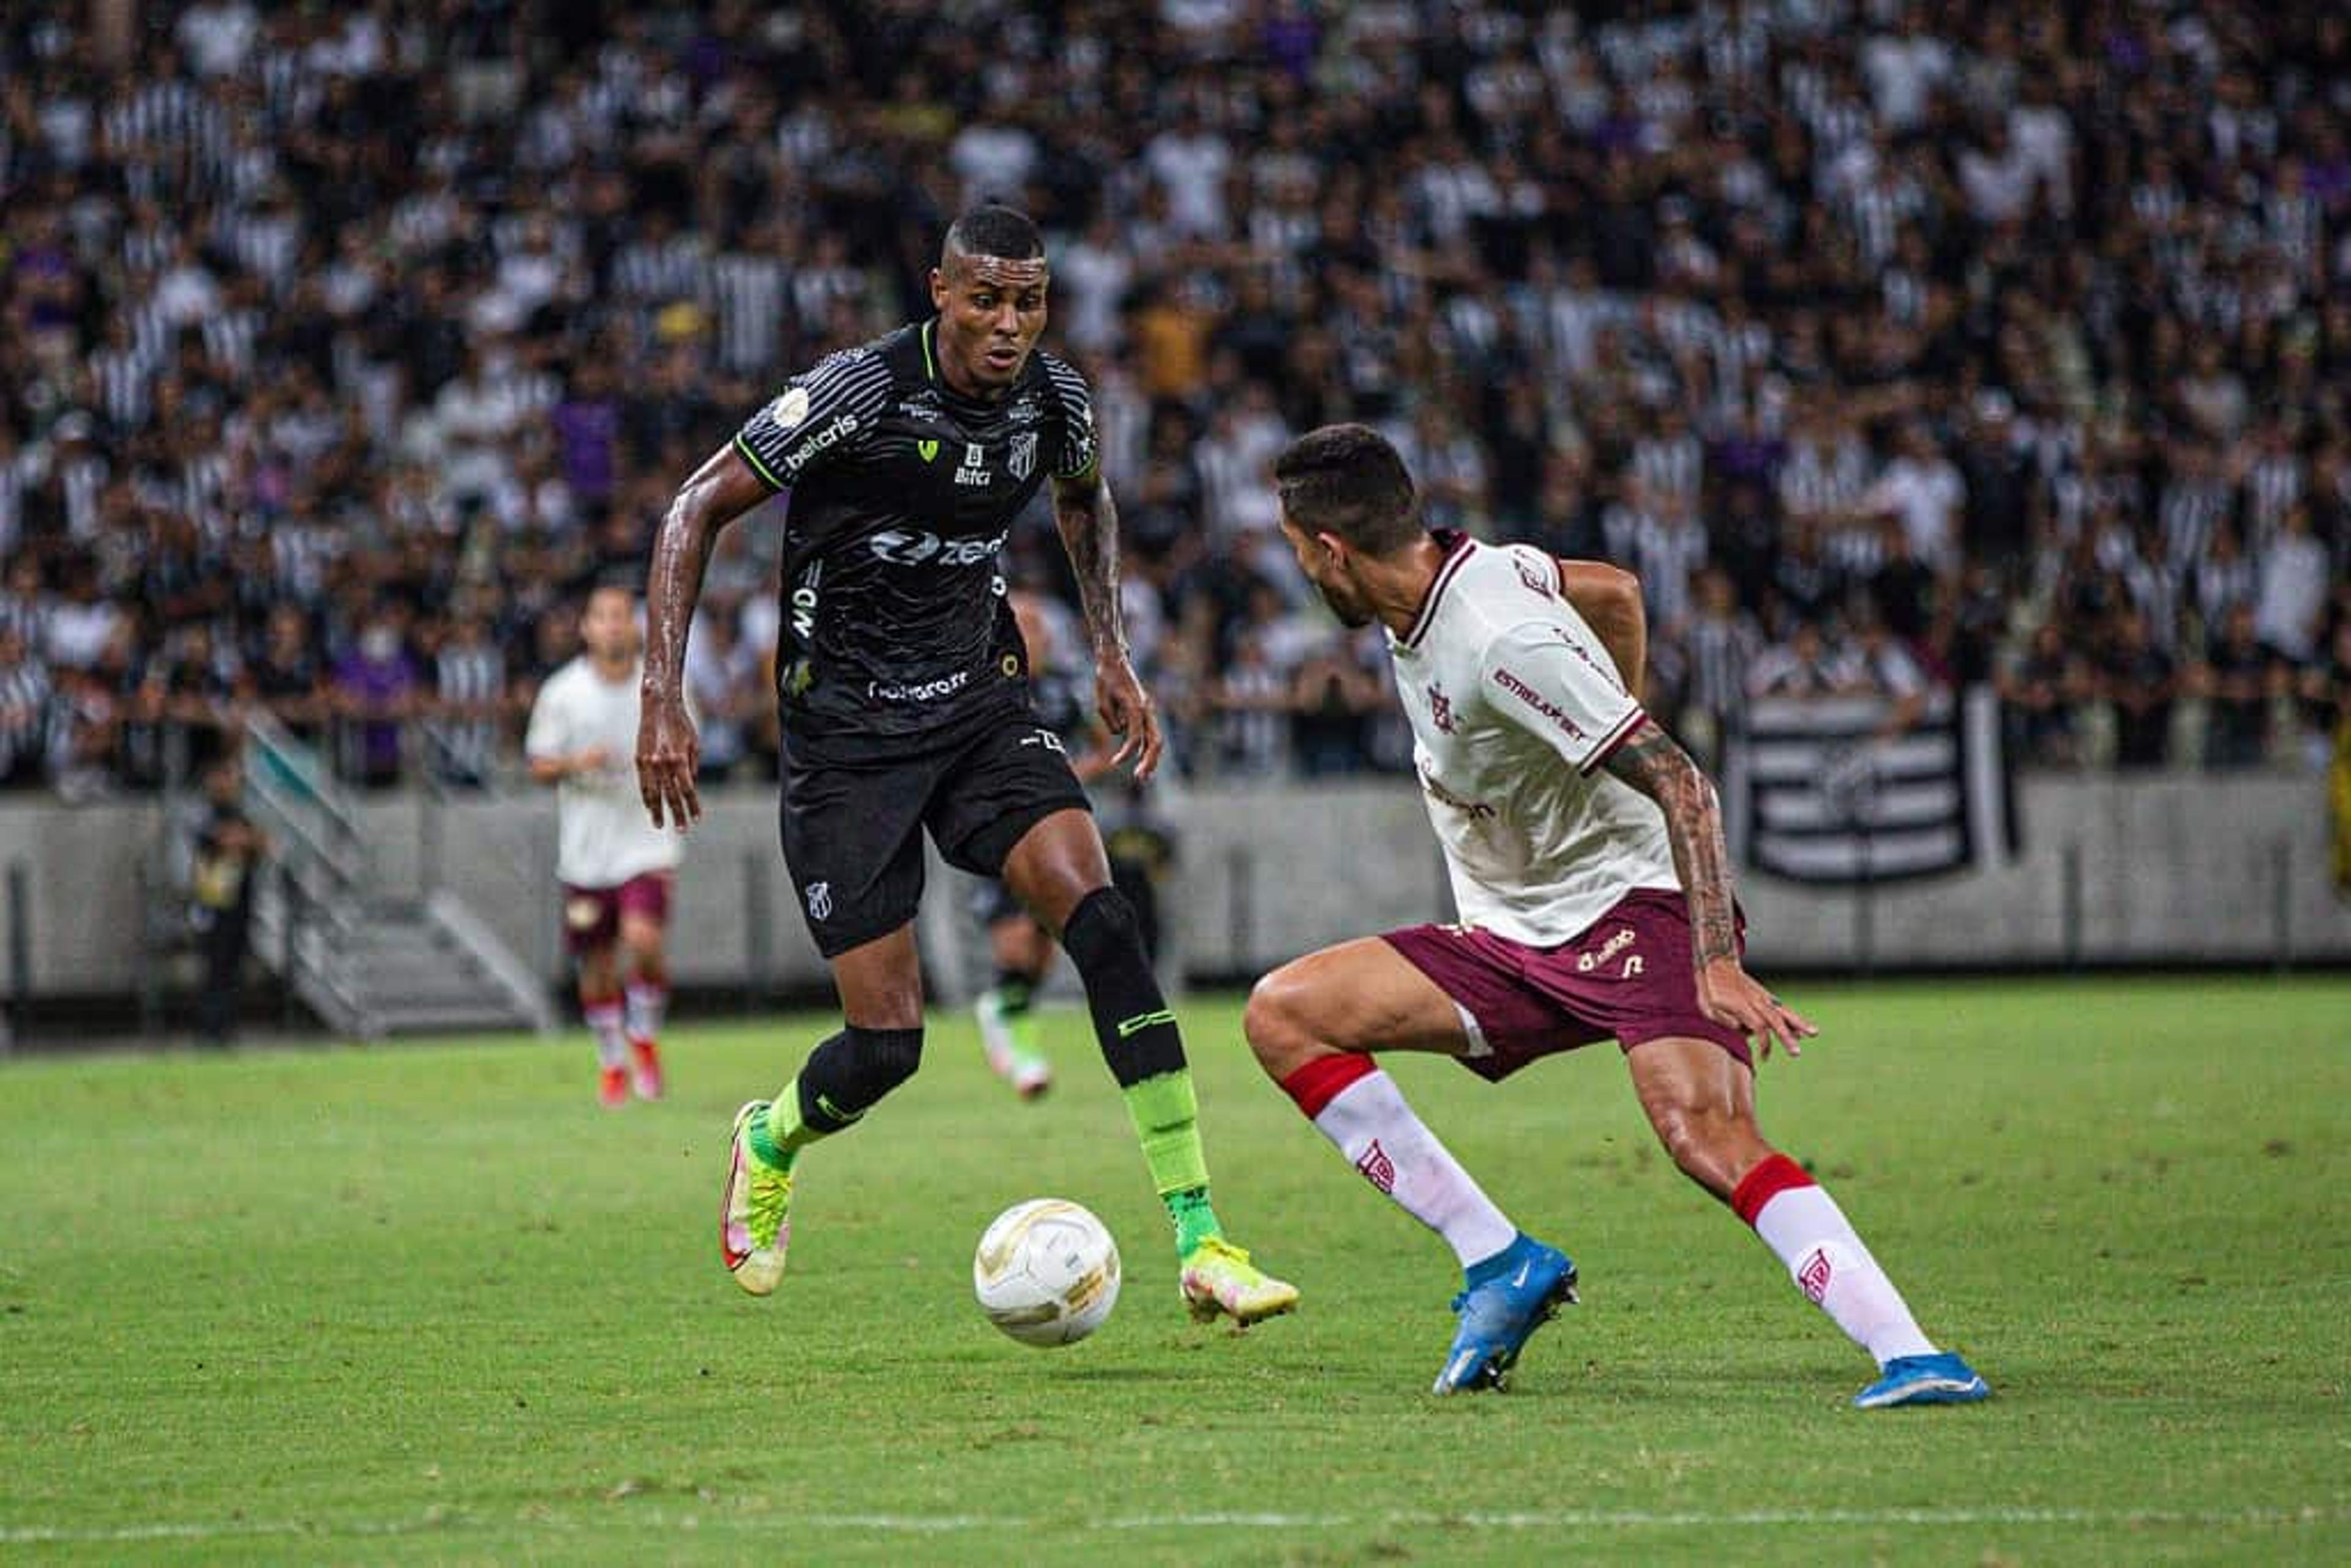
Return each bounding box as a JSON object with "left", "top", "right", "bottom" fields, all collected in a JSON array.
[{"left": 3, "top": 977, "right": 2347, "bottom": 1565}]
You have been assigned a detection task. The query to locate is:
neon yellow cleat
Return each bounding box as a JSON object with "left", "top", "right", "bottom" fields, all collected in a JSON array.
[
  {"left": 719, "top": 1100, "right": 794, "bottom": 1296},
  {"left": 1179, "top": 1237, "right": 1299, "bottom": 1326}
]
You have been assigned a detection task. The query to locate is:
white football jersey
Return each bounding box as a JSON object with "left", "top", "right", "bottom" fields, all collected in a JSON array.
[
  {"left": 1384, "top": 534, "right": 1679, "bottom": 945},
  {"left": 525, "top": 656, "right": 685, "bottom": 888}
]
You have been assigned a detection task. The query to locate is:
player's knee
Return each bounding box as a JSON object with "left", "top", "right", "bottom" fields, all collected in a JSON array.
[
  {"left": 1649, "top": 1103, "right": 1760, "bottom": 1196},
  {"left": 843, "top": 1023, "right": 926, "bottom": 1097},
  {"left": 1243, "top": 964, "right": 1320, "bottom": 1077},
  {"left": 1059, "top": 885, "right": 1142, "bottom": 975}
]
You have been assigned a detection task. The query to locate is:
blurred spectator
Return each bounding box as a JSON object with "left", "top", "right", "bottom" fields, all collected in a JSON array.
[
  {"left": 332, "top": 616, "right": 420, "bottom": 790},
  {"left": 2000, "top": 623, "right": 2092, "bottom": 768},
  {"left": 2195, "top": 602, "right": 2281, "bottom": 769},
  {"left": 2099, "top": 609, "right": 2178, "bottom": 771},
  {"left": 185, "top": 753, "right": 266, "bottom": 1048}
]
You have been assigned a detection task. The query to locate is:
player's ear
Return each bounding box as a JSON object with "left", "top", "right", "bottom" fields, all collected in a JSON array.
[{"left": 928, "top": 268, "right": 948, "bottom": 310}]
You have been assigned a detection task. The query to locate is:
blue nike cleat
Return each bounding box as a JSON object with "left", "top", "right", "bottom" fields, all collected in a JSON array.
[
  {"left": 1853, "top": 1351, "right": 1991, "bottom": 1409},
  {"left": 1432, "top": 1237, "right": 1578, "bottom": 1394}
]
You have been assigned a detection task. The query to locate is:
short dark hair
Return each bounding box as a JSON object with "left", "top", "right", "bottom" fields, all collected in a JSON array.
[
  {"left": 1273, "top": 423, "right": 1422, "bottom": 555},
  {"left": 943, "top": 204, "right": 1044, "bottom": 264}
]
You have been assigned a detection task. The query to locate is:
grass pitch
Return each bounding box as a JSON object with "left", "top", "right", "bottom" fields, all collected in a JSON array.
[{"left": 3, "top": 976, "right": 2347, "bottom": 1565}]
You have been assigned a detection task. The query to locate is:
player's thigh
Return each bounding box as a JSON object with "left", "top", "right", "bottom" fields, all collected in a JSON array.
[
  {"left": 1246, "top": 936, "right": 1475, "bottom": 1069},
  {"left": 781, "top": 757, "right": 932, "bottom": 958}
]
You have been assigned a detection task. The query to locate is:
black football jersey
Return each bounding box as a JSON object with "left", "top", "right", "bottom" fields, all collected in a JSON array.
[{"left": 732, "top": 321, "right": 1098, "bottom": 762}]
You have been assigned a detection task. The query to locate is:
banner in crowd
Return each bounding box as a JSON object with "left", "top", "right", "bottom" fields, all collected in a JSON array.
[{"left": 1723, "top": 685, "right": 2014, "bottom": 883}]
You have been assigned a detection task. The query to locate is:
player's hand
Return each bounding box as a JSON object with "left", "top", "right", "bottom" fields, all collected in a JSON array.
[
  {"left": 1094, "top": 652, "right": 1164, "bottom": 782},
  {"left": 636, "top": 692, "right": 701, "bottom": 829},
  {"left": 1695, "top": 957, "right": 1817, "bottom": 1061},
  {"left": 574, "top": 745, "right": 614, "bottom": 777}
]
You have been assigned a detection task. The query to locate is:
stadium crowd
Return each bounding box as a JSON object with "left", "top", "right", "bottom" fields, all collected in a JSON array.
[{"left": 1, "top": 0, "right": 2348, "bottom": 798}]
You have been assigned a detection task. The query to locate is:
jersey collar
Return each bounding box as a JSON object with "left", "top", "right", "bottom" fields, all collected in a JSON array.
[{"left": 1397, "top": 530, "right": 1477, "bottom": 652}]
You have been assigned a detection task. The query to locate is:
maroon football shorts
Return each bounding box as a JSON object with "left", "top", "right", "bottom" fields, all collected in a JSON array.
[
  {"left": 560, "top": 870, "right": 673, "bottom": 956},
  {"left": 1381, "top": 888, "right": 1752, "bottom": 1077}
]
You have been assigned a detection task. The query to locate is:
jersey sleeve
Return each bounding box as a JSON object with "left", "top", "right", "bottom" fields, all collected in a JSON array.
[
  {"left": 1479, "top": 616, "right": 1650, "bottom": 776},
  {"left": 732, "top": 348, "right": 891, "bottom": 490},
  {"left": 1040, "top": 353, "right": 1099, "bottom": 479},
  {"left": 523, "top": 675, "right": 568, "bottom": 760}
]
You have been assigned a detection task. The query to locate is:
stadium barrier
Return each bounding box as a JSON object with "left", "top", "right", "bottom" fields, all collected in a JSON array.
[{"left": 0, "top": 772, "right": 2342, "bottom": 1027}]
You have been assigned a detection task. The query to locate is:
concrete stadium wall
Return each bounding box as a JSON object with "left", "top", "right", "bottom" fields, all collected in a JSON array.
[{"left": 0, "top": 773, "right": 2344, "bottom": 1002}]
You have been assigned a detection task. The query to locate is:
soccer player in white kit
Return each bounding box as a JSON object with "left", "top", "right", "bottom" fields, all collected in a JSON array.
[
  {"left": 528, "top": 586, "right": 685, "bottom": 1106},
  {"left": 1245, "top": 425, "right": 1988, "bottom": 1408}
]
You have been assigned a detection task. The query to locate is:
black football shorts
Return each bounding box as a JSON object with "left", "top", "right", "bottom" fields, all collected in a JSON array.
[{"left": 779, "top": 716, "right": 1091, "bottom": 958}]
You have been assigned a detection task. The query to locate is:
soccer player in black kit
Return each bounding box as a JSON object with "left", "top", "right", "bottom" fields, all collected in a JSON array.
[{"left": 636, "top": 206, "right": 1297, "bottom": 1324}]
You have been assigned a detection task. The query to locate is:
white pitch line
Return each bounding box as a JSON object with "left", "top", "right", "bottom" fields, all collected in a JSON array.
[{"left": 3, "top": 1506, "right": 2343, "bottom": 1544}]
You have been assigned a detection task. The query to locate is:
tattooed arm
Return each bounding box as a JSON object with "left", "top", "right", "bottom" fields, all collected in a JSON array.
[
  {"left": 1602, "top": 722, "right": 1817, "bottom": 1059},
  {"left": 1051, "top": 465, "right": 1163, "bottom": 779},
  {"left": 636, "top": 443, "right": 769, "bottom": 828}
]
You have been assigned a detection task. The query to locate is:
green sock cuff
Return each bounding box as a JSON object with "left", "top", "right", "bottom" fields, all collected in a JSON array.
[
  {"left": 756, "top": 1079, "right": 823, "bottom": 1163},
  {"left": 1122, "top": 1069, "right": 1209, "bottom": 1195},
  {"left": 1166, "top": 1185, "right": 1222, "bottom": 1256}
]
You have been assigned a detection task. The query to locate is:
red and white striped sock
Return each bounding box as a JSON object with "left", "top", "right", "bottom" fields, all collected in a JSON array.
[
  {"left": 624, "top": 980, "right": 667, "bottom": 1046},
  {"left": 1279, "top": 1053, "right": 1518, "bottom": 1269},
  {"left": 583, "top": 999, "right": 628, "bottom": 1070},
  {"left": 1732, "top": 1153, "right": 1936, "bottom": 1365}
]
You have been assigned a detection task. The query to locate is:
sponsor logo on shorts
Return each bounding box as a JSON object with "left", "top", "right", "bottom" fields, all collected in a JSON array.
[
  {"left": 1620, "top": 955, "right": 1644, "bottom": 978},
  {"left": 1018, "top": 727, "right": 1067, "bottom": 754},
  {"left": 804, "top": 882, "right": 833, "bottom": 921},
  {"left": 564, "top": 895, "right": 604, "bottom": 932},
  {"left": 1577, "top": 926, "right": 1638, "bottom": 973},
  {"left": 1798, "top": 1247, "right": 1833, "bottom": 1304},
  {"left": 1354, "top": 1139, "right": 1397, "bottom": 1195},
  {"left": 1491, "top": 666, "right": 1588, "bottom": 741},
  {"left": 868, "top": 669, "right": 971, "bottom": 703}
]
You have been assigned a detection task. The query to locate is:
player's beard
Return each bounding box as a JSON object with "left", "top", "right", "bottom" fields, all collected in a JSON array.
[{"left": 1311, "top": 573, "right": 1374, "bottom": 630}]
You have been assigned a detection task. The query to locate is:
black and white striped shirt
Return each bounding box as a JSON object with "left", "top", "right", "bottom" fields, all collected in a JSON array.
[
  {"left": 432, "top": 639, "right": 507, "bottom": 782},
  {"left": 710, "top": 252, "right": 791, "bottom": 375}
]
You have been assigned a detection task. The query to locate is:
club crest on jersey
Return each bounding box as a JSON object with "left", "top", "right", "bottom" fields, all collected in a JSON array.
[
  {"left": 955, "top": 441, "right": 991, "bottom": 487},
  {"left": 1008, "top": 432, "right": 1037, "bottom": 481},
  {"left": 1427, "top": 682, "right": 1457, "bottom": 734},
  {"left": 804, "top": 882, "right": 833, "bottom": 921},
  {"left": 768, "top": 385, "right": 811, "bottom": 429}
]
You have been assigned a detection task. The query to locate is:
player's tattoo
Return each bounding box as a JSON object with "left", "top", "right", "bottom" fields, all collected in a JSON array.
[
  {"left": 1602, "top": 724, "right": 1740, "bottom": 967},
  {"left": 1052, "top": 471, "right": 1127, "bottom": 658}
]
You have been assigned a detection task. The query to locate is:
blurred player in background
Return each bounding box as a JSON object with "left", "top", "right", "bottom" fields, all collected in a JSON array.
[
  {"left": 970, "top": 587, "right": 1116, "bottom": 1100},
  {"left": 528, "top": 585, "right": 681, "bottom": 1106},
  {"left": 637, "top": 206, "right": 1296, "bottom": 1326},
  {"left": 1246, "top": 425, "right": 1989, "bottom": 1408}
]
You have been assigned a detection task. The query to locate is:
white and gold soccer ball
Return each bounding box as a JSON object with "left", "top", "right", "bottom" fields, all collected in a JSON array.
[{"left": 973, "top": 1198, "right": 1121, "bottom": 1348}]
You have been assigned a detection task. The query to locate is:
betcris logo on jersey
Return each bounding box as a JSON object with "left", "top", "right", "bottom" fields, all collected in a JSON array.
[
  {"left": 867, "top": 527, "right": 1008, "bottom": 568},
  {"left": 779, "top": 410, "right": 861, "bottom": 481}
]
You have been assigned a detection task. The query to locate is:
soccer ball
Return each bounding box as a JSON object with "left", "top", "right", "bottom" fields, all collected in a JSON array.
[{"left": 972, "top": 1198, "right": 1121, "bottom": 1348}]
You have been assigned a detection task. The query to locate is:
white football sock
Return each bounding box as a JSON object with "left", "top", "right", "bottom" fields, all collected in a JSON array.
[
  {"left": 585, "top": 1000, "right": 628, "bottom": 1069},
  {"left": 1310, "top": 1070, "right": 1518, "bottom": 1269},
  {"left": 624, "top": 980, "right": 667, "bottom": 1045},
  {"left": 1740, "top": 1157, "right": 1936, "bottom": 1365}
]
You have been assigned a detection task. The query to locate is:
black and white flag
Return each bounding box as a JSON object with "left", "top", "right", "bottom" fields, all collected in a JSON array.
[{"left": 1723, "top": 685, "right": 2014, "bottom": 883}]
